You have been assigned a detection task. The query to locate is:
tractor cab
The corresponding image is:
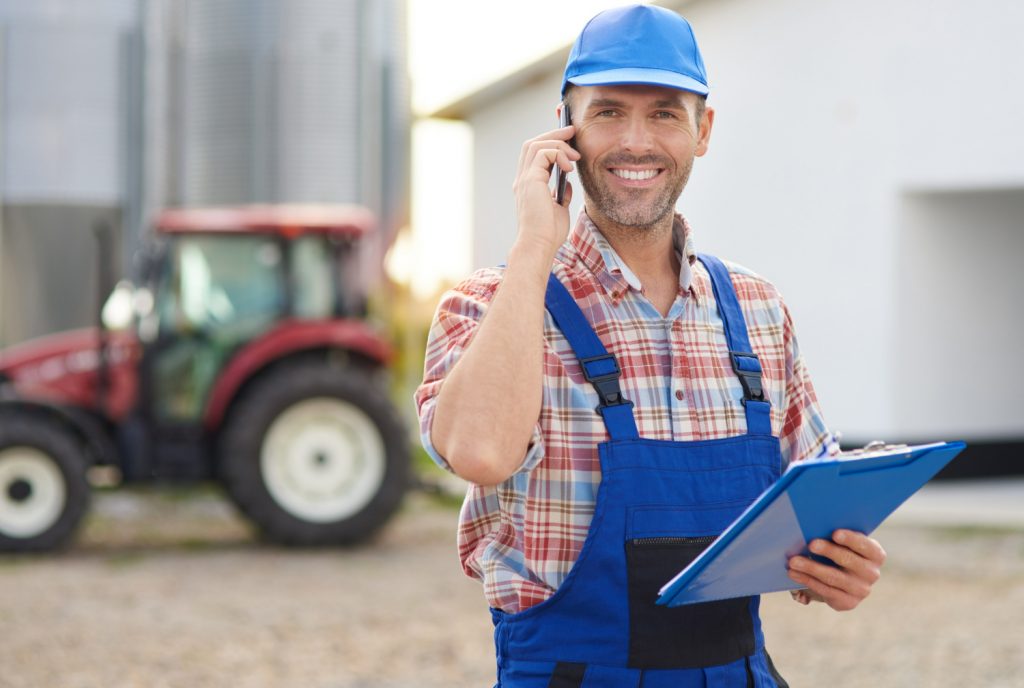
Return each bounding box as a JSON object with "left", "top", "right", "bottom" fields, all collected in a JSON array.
[{"left": 118, "top": 205, "right": 380, "bottom": 476}]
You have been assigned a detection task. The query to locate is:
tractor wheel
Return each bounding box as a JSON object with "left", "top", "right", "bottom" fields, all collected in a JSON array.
[
  {"left": 0, "top": 413, "right": 90, "bottom": 552},
  {"left": 219, "top": 361, "right": 410, "bottom": 546}
]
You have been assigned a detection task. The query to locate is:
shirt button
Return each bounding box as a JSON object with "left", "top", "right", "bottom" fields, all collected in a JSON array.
[{"left": 675, "top": 390, "right": 684, "bottom": 401}]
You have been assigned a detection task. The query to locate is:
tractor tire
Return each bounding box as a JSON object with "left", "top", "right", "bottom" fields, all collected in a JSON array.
[
  {"left": 0, "top": 413, "right": 90, "bottom": 552},
  {"left": 219, "top": 361, "right": 410, "bottom": 546}
]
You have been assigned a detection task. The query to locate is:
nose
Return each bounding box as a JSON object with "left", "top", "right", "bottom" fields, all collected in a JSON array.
[{"left": 620, "top": 114, "right": 655, "bottom": 152}]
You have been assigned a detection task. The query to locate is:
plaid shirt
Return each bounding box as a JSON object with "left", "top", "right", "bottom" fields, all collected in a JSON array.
[{"left": 415, "top": 212, "right": 837, "bottom": 613}]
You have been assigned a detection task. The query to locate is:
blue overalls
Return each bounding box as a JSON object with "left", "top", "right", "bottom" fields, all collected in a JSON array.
[{"left": 491, "top": 255, "right": 788, "bottom": 688}]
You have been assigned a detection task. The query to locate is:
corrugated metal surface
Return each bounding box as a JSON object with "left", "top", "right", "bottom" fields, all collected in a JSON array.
[
  {"left": 173, "top": 0, "right": 377, "bottom": 209},
  {"left": 274, "top": 0, "right": 363, "bottom": 204},
  {"left": 179, "top": 0, "right": 262, "bottom": 204}
]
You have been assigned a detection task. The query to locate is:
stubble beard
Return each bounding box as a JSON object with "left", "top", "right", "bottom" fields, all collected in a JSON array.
[{"left": 577, "top": 153, "right": 694, "bottom": 235}]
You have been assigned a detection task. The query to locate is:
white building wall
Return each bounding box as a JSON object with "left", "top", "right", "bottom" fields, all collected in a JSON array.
[{"left": 453, "top": 0, "right": 1024, "bottom": 442}]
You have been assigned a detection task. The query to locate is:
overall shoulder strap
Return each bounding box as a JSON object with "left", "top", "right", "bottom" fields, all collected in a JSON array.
[
  {"left": 544, "top": 273, "right": 639, "bottom": 441},
  {"left": 696, "top": 254, "right": 773, "bottom": 436}
]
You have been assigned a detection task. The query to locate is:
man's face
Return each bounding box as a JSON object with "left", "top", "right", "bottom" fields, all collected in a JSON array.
[{"left": 567, "top": 84, "right": 713, "bottom": 230}]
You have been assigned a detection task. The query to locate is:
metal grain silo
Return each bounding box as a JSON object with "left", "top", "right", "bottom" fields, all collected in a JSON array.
[
  {"left": 0, "top": 0, "right": 140, "bottom": 347},
  {"left": 144, "top": 0, "right": 409, "bottom": 253}
]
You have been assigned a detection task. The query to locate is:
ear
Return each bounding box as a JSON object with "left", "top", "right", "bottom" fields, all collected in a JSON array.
[{"left": 695, "top": 106, "right": 715, "bottom": 157}]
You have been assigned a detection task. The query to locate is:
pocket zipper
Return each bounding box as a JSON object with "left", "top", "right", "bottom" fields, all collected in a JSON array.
[{"left": 631, "top": 535, "right": 718, "bottom": 546}]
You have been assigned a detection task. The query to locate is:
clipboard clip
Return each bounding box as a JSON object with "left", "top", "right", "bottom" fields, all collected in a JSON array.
[{"left": 843, "top": 440, "right": 910, "bottom": 456}]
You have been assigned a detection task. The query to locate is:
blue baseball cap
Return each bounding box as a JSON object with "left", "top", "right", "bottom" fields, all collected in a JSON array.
[{"left": 561, "top": 4, "right": 709, "bottom": 97}]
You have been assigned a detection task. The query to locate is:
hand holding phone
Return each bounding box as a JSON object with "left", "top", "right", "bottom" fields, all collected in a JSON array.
[{"left": 554, "top": 103, "right": 575, "bottom": 206}]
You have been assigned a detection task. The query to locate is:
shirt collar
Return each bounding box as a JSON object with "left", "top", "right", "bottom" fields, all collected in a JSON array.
[{"left": 563, "top": 210, "right": 700, "bottom": 304}]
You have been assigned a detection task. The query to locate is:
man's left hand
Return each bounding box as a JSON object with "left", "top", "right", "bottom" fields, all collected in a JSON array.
[{"left": 787, "top": 529, "right": 886, "bottom": 611}]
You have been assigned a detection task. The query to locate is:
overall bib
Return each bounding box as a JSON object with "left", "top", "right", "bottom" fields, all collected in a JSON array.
[{"left": 491, "top": 255, "right": 788, "bottom": 688}]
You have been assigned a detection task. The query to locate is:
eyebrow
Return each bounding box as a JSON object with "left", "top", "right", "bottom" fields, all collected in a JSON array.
[
  {"left": 652, "top": 98, "right": 689, "bottom": 110},
  {"left": 585, "top": 96, "right": 689, "bottom": 111}
]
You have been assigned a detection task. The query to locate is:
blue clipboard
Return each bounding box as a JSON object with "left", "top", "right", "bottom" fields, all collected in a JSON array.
[{"left": 657, "top": 441, "right": 966, "bottom": 607}]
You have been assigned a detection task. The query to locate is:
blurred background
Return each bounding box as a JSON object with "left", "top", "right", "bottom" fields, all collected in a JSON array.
[{"left": 0, "top": 0, "right": 1022, "bottom": 686}]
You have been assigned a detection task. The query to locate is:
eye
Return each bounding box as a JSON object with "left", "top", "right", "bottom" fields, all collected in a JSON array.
[
  {"left": 654, "top": 110, "right": 680, "bottom": 120},
  {"left": 595, "top": 109, "right": 618, "bottom": 118}
]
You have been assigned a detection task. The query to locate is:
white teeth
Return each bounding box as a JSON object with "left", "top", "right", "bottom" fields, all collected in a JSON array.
[{"left": 612, "top": 169, "right": 657, "bottom": 180}]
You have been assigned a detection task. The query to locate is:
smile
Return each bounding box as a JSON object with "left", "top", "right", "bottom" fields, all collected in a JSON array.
[{"left": 610, "top": 168, "right": 661, "bottom": 181}]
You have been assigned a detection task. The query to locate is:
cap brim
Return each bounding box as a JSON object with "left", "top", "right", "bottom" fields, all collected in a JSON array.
[{"left": 566, "top": 67, "right": 708, "bottom": 96}]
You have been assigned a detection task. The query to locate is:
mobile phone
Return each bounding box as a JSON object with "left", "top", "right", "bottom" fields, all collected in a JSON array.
[{"left": 555, "top": 102, "right": 574, "bottom": 205}]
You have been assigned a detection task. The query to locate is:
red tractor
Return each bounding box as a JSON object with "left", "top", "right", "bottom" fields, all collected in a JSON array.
[{"left": 0, "top": 205, "right": 410, "bottom": 551}]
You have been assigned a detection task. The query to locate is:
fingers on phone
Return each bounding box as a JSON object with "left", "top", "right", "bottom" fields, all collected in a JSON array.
[{"left": 553, "top": 180, "right": 573, "bottom": 206}]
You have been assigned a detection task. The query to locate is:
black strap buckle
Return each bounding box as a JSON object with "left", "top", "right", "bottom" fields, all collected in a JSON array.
[
  {"left": 580, "top": 354, "right": 630, "bottom": 408},
  {"left": 730, "top": 351, "right": 766, "bottom": 402}
]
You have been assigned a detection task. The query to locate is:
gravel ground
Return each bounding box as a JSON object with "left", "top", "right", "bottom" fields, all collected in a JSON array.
[{"left": 1, "top": 486, "right": 1022, "bottom": 688}]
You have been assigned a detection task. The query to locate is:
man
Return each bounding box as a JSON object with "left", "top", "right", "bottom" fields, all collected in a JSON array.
[{"left": 416, "top": 5, "right": 886, "bottom": 686}]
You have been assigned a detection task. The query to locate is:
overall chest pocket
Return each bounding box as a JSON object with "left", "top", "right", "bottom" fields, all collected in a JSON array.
[{"left": 625, "top": 504, "right": 755, "bottom": 669}]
